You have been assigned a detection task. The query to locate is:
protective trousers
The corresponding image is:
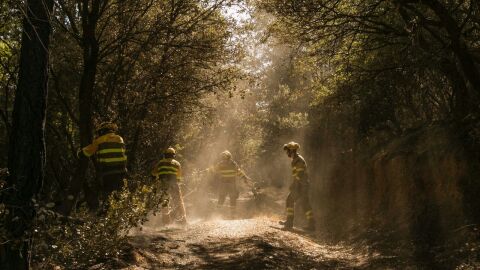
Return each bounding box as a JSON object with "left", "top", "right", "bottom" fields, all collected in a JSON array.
[
  {"left": 100, "top": 173, "right": 125, "bottom": 207},
  {"left": 217, "top": 180, "right": 238, "bottom": 208},
  {"left": 285, "top": 180, "right": 315, "bottom": 228},
  {"left": 161, "top": 178, "right": 187, "bottom": 223},
  {"left": 102, "top": 173, "right": 126, "bottom": 197}
]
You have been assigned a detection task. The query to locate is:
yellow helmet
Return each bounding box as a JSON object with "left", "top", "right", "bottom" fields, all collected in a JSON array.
[
  {"left": 283, "top": 141, "right": 300, "bottom": 151},
  {"left": 220, "top": 150, "right": 232, "bottom": 160},
  {"left": 164, "top": 147, "right": 176, "bottom": 155},
  {"left": 96, "top": 122, "right": 118, "bottom": 133}
]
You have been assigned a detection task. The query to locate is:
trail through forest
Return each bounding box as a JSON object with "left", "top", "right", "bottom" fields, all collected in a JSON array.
[
  {"left": 2, "top": 0, "right": 480, "bottom": 269},
  {"left": 108, "top": 190, "right": 400, "bottom": 270},
  {"left": 125, "top": 218, "right": 379, "bottom": 270}
]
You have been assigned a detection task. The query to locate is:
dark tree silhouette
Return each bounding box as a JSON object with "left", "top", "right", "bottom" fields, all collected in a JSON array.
[{"left": 0, "top": 0, "right": 54, "bottom": 268}]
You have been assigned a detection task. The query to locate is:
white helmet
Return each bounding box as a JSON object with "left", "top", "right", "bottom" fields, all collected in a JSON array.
[
  {"left": 283, "top": 141, "right": 300, "bottom": 151},
  {"left": 220, "top": 150, "right": 232, "bottom": 160}
]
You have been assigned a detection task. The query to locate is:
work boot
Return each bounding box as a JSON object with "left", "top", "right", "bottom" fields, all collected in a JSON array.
[
  {"left": 279, "top": 218, "right": 293, "bottom": 230},
  {"left": 303, "top": 219, "right": 316, "bottom": 231},
  {"left": 176, "top": 217, "right": 187, "bottom": 227}
]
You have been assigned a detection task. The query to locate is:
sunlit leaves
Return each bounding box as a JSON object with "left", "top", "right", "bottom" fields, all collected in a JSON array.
[{"left": 256, "top": 0, "right": 480, "bottom": 146}]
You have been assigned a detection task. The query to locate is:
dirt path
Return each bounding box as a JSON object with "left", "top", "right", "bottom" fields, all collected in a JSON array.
[{"left": 125, "top": 218, "right": 385, "bottom": 270}]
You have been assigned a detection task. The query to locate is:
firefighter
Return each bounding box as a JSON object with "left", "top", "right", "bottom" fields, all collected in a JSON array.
[
  {"left": 152, "top": 147, "right": 187, "bottom": 226},
  {"left": 210, "top": 150, "right": 251, "bottom": 213},
  {"left": 280, "top": 142, "right": 316, "bottom": 231},
  {"left": 78, "top": 122, "right": 127, "bottom": 202}
]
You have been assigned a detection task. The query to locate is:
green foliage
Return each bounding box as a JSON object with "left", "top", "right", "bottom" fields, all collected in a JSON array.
[
  {"left": 248, "top": 3, "right": 480, "bottom": 265},
  {"left": 1, "top": 0, "right": 479, "bottom": 267},
  {"left": 1, "top": 0, "right": 245, "bottom": 265},
  {"left": 32, "top": 177, "right": 167, "bottom": 269},
  {"left": 257, "top": 0, "right": 480, "bottom": 148},
  {"left": 42, "top": 0, "right": 242, "bottom": 192},
  {"left": 0, "top": 0, "right": 21, "bottom": 167}
]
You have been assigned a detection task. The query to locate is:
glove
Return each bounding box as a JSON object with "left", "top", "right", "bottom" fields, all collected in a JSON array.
[{"left": 76, "top": 148, "right": 84, "bottom": 158}]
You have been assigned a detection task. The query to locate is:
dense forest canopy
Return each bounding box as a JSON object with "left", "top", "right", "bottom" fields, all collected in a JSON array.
[{"left": 1, "top": 0, "right": 480, "bottom": 269}]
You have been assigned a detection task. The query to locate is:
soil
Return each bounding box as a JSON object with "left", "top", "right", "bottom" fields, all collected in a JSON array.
[
  {"left": 89, "top": 186, "right": 479, "bottom": 270},
  {"left": 120, "top": 217, "right": 401, "bottom": 270}
]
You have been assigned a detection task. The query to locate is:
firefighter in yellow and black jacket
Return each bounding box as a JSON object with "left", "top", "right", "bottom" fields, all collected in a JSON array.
[
  {"left": 152, "top": 147, "right": 187, "bottom": 225},
  {"left": 78, "top": 122, "right": 127, "bottom": 201},
  {"left": 280, "top": 142, "right": 316, "bottom": 231},
  {"left": 210, "top": 150, "right": 251, "bottom": 210}
]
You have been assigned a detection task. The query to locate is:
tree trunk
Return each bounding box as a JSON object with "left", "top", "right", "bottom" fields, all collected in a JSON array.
[
  {"left": 0, "top": 0, "right": 54, "bottom": 268},
  {"left": 438, "top": 58, "right": 473, "bottom": 119},
  {"left": 423, "top": 0, "right": 480, "bottom": 96},
  {"left": 57, "top": 0, "right": 100, "bottom": 215},
  {"left": 57, "top": 46, "right": 99, "bottom": 215}
]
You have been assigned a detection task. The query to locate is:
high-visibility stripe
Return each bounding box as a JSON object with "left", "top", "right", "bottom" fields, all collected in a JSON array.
[
  {"left": 98, "top": 157, "right": 127, "bottom": 163},
  {"left": 217, "top": 162, "right": 242, "bottom": 178},
  {"left": 157, "top": 171, "right": 177, "bottom": 175},
  {"left": 153, "top": 172, "right": 177, "bottom": 176},
  {"left": 286, "top": 208, "right": 294, "bottom": 213},
  {"left": 219, "top": 170, "right": 237, "bottom": 177},
  {"left": 153, "top": 158, "right": 181, "bottom": 180},
  {"left": 97, "top": 148, "right": 125, "bottom": 154},
  {"left": 219, "top": 170, "right": 237, "bottom": 173},
  {"left": 220, "top": 168, "right": 237, "bottom": 177},
  {"left": 158, "top": 166, "right": 178, "bottom": 171}
]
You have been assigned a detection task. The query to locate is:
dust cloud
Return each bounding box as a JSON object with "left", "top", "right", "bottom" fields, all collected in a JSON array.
[{"left": 141, "top": 94, "right": 287, "bottom": 230}]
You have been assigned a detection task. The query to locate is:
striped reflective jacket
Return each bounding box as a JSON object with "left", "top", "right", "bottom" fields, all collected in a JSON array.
[
  {"left": 151, "top": 158, "right": 182, "bottom": 181},
  {"left": 291, "top": 154, "right": 307, "bottom": 181},
  {"left": 214, "top": 160, "right": 245, "bottom": 180},
  {"left": 82, "top": 133, "right": 127, "bottom": 176}
]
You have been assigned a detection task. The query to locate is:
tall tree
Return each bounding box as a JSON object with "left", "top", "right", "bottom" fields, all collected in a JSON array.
[
  {"left": 54, "top": 0, "right": 239, "bottom": 214},
  {"left": 0, "top": 0, "right": 54, "bottom": 268},
  {"left": 56, "top": 0, "right": 104, "bottom": 215}
]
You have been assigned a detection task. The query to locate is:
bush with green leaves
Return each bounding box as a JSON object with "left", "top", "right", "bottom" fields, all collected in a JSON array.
[{"left": 32, "top": 176, "right": 168, "bottom": 269}]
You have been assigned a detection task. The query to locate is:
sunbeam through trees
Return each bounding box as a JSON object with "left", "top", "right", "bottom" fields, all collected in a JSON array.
[{"left": 1, "top": 0, "right": 480, "bottom": 269}]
